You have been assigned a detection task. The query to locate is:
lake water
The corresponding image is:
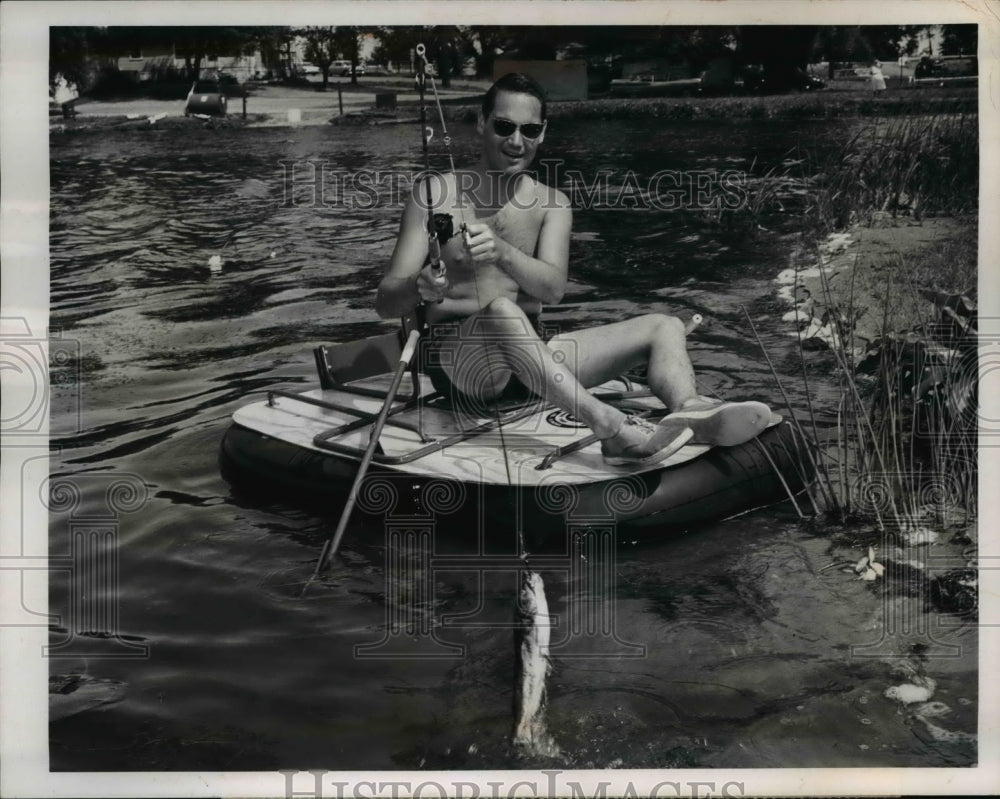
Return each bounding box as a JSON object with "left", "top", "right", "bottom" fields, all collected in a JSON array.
[{"left": 46, "top": 116, "right": 976, "bottom": 771}]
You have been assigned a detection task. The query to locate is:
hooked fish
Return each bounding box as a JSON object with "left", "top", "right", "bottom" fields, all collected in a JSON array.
[{"left": 512, "top": 570, "right": 560, "bottom": 757}]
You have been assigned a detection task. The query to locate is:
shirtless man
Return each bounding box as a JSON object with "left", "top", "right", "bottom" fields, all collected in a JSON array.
[{"left": 376, "top": 73, "right": 771, "bottom": 466}]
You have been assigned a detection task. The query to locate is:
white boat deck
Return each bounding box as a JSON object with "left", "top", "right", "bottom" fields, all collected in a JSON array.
[{"left": 232, "top": 374, "right": 722, "bottom": 487}]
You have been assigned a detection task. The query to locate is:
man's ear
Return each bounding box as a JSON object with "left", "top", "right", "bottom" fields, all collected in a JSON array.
[{"left": 476, "top": 111, "right": 485, "bottom": 135}]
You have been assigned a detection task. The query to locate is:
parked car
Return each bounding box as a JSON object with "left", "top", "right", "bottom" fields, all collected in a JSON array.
[
  {"left": 332, "top": 60, "right": 365, "bottom": 77},
  {"left": 792, "top": 69, "right": 826, "bottom": 91},
  {"left": 184, "top": 79, "right": 228, "bottom": 116},
  {"left": 743, "top": 65, "right": 824, "bottom": 93},
  {"left": 915, "top": 57, "right": 942, "bottom": 79},
  {"left": 915, "top": 55, "right": 977, "bottom": 79},
  {"left": 300, "top": 63, "right": 320, "bottom": 76}
]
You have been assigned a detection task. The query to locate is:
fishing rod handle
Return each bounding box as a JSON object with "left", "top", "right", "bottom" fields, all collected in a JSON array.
[
  {"left": 685, "top": 313, "right": 704, "bottom": 334},
  {"left": 424, "top": 234, "right": 447, "bottom": 301},
  {"left": 399, "top": 329, "right": 420, "bottom": 365}
]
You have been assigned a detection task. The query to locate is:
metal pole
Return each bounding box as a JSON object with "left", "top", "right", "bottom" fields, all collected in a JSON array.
[{"left": 338, "top": 86, "right": 343, "bottom": 115}]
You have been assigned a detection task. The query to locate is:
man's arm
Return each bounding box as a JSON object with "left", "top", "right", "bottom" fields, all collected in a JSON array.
[
  {"left": 463, "top": 188, "right": 572, "bottom": 305},
  {"left": 375, "top": 181, "right": 447, "bottom": 319}
]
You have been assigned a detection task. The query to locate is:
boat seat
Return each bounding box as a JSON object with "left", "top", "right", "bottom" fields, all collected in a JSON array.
[{"left": 315, "top": 330, "right": 407, "bottom": 389}]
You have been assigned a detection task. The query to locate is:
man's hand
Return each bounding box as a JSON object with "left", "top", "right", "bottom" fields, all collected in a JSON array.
[
  {"left": 415, "top": 262, "right": 449, "bottom": 303},
  {"left": 462, "top": 222, "right": 503, "bottom": 266}
]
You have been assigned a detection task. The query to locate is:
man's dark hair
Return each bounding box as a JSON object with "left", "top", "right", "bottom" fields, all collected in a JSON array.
[{"left": 481, "top": 73, "right": 547, "bottom": 120}]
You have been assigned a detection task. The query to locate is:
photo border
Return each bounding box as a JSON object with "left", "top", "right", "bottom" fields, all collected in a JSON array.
[{"left": 2, "top": 1, "right": 997, "bottom": 796}]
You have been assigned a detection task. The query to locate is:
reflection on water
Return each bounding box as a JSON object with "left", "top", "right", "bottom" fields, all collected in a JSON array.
[{"left": 47, "top": 119, "right": 974, "bottom": 770}]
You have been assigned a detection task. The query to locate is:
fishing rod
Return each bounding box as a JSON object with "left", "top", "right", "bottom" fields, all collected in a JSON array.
[
  {"left": 303, "top": 47, "right": 461, "bottom": 593},
  {"left": 301, "top": 48, "right": 454, "bottom": 591}
]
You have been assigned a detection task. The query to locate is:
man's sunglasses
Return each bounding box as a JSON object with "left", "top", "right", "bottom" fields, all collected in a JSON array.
[{"left": 491, "top": 117, "right": 545, "bottom": 140}]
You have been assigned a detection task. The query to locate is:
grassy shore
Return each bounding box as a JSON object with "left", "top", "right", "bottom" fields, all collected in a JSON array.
[
  {"left": 439, "top": 86, "right": 976, "bottom": 121},
  {"left": 56, "top": 81, "right": 976, "bottom": 131},
  {"left": 764, "top": 210, "right": 977, "bottom": 618},
  {"left": 49, "top": 113, "right": 272, "bottom": 132}
]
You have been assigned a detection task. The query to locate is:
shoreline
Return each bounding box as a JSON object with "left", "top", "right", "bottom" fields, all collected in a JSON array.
[
  {"left": 774, "top": 215, "right": 977, "bottom": 355},
  {"left": 51, "top": 84, "right": 976, "bottom": 133}
]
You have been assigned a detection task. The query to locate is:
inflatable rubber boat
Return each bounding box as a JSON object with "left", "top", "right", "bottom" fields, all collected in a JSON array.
[{"left": 220, "top": 328, "right": 812, "bottom": 532}]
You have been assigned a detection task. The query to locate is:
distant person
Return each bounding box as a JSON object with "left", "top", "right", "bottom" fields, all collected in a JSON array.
[
  {"left": 870, "top": 60, "right": 887, "bottom": 96},
  {"left": 53, "top": 73, "right": 78, "bottom": 118},
  {"left": 376, "top": 72, "right": 773, "bottom": 467}
]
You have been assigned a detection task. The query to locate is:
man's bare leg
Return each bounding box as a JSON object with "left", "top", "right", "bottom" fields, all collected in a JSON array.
[
  {"left": 545, "top": 314, "right": 773, "bottom": 446},
  {"left": 433, "top": 299, "right": 689, "bottom": 465},
  {"left": 438, "top": 299, "right": 767, "bottom": 453},
  {"left": 545, "top": 314, "right": 699, "bottom": 410}
]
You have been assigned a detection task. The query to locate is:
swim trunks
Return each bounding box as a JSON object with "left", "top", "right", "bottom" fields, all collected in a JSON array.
[{"left": 420, "top": 313, "right": 552, "bottom": 408}]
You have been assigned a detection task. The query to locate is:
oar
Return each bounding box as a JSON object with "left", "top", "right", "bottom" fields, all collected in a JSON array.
[{"left": 302, "top": 329, "right": 421, "bottom": 594}]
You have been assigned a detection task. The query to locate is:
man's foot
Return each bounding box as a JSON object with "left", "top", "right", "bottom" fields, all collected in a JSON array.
[
  {"left": 664, "top": 398, "right": 772, "bottom": 447},
  {"left": 601, "top": 415, "right": 694, "bottom": 467}
]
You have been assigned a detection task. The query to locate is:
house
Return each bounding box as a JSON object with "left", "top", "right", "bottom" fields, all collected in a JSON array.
[{"left": 117, "top": 45, "right": 260, "bottom": 81}]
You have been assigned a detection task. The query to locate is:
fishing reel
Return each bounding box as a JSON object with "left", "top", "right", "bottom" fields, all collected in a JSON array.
[
  {"left": 432, "top": 212, "right": 458, "bottom": 245},
  {"left": 428, "top": 214, "right": 471, "bottom": 268},
  {"left": 423, "top": 213, "right": 453, "bottom": 289},
  {"left": 424, "top": 214, "right": 471, "bottom": 303}
]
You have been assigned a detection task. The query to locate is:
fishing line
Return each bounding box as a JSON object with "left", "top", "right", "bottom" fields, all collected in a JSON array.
[
  {"left": 415, "top": 44, "right": 528, "bottom": 562},
  {"left": 415, "top": 56, "right": 562, "bottom": 756}
]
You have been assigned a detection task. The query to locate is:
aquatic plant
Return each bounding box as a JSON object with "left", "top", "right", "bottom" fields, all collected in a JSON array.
[
  {"left": 808, "top": 109, "right": 978, "bottom": 230},
  {"left": 746, "top": 108, "right": 978, "bottom": 540},
  {"left": 753, "top": 242, "right": 977, "bottom": 540}
]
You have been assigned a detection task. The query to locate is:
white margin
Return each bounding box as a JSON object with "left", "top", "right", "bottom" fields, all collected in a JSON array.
[{"left": 2, "top": 1, "right": 997, "bottom": 797}]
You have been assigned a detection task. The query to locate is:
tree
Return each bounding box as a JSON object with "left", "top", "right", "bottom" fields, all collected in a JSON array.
[
  {"left": 463, "top": 26, "right": 518, "bottom": 77},
  {"left": 369, "top": 26, "right": 467, "bottom": 86},
  {"left": 50, "top": 27, "right": 109, "bottom": 87},
  {"left": 370, "top": 26, "right": 418, "bottom": 70},
  {"left": 737, "top": 25, "right": 818, "bottom": 78},
  {"left": 297, "top": 26, "right": 339, "bottom": 87},
  {"left": 940, "top": 24, "right": 977, "bottom": 56},
  {"left": 332, "top": 26, "right": 363, "bottom": 85},
  {"left": 297, "top": 26, "right": 371, "bottom": 86},
  {"left": 897, "top": 25, "right": 926, "bottom": 57},
  {"left": 859, "top": 25, "right": 912, "bottom": 60},
  {"left": 101, "top": 26, "right": 260, "bottom": 80},
  {"left": 255, "top": 27, "right": 297, "bottom": 78}
]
